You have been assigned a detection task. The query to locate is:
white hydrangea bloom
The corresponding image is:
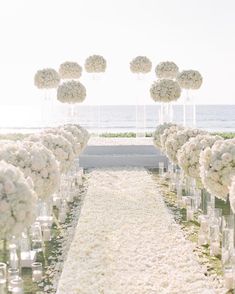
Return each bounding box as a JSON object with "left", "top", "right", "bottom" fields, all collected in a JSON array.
[
  {"left": 59, "top": 61, "right": 82, "bottom": 79},
  {"left": 85, "top": 55, "right": 106, "bottom": 73},
  {"left": 153, "top": 123, "right": 177, "bottom": 149},
  {"left": 165, "top": 128, "right": 207, "bottom": 164},
  {"left": 130, "top": 56, "right": 152, "bottom": 74},
  {"left": 229, "top": 177, "right": 235, "bottom": 213},
  {"left": 62, "top": 124, "right": 90, "bottom": 151},
  {"left": 0, "top": 160, "right": 37, "bottom": 239},
  {"left": 28, "top": 133, "right": 75, "bottom": 174},
  {"left": 160, "top": 125, "right": 184, "bottom": 151},
  {"left": 34, "top": 68, "right": 60, "bottom": 89},
  {"left": 150, "top": 79, "right": 181, "bottom": 102},
  {"left": 57, "top": 80, "right": 86, "bottom": 104},
  {"left": 177, "top": 70, "right": 203, "bottom": 90},
  {"left": 177, "top": 134, "right": 222, "bottom": 185},
  {"left": 0, "top": 141, "right": 60, "bottom": 200},
  {"left": 45, "top": 127, "right": 82, "bottom": 157},
  {"left": 155, "top": 61, "right": 179, "bottom": 79},
  {"left": 200, "top": 139, "right": 235, "bottom": 200}
]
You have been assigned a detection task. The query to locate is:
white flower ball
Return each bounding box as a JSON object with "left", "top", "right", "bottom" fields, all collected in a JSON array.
[
  {"left": 28, "top": 133, "right": 75, "bottom": 174},
  {"left": 0, "top": 160, "right": 37, "bottom": 239},
  {"left": 57, "top": 80, "right": 86, "bottom": 104},
  {"left": 59, "top": 61, "right": 82, "bottom": 79},
  {"left": 165, "top": 128, "right": 207, "bottom": 164},
  {"left": 160, "top": 124, "right": 184, "bottom": 151},
  {"left": 34, "top": 68, "right": 60, "bottom": 89},
  {"left": 229, "top": 177, "right": 235, "bottom": 213},
  {"left": 155, "top": 61, "right": 179, "bottom": 79},
  {"left": 62, "top": 124, "right": 90, "bottom": 151},
  {"left": 200, "top": 138, "right": 235, "bottom": 200},
  {"left": 177, "top": 134, "right": 222, "bottom": 185},
  {"left": 177, "top": 70, "right": 203, "bottom": 90},
  {"left": 85, "top": 55, "right": 106, "bottom": 73},
  {"left": 150, "top": 79, "right": 181, "bottom": 102},
  {"left": 153, "top": 123, "right": 177, "bottom": 149},
  {"left": 130, "top": 56, "right": 152, "bottom": 74}
]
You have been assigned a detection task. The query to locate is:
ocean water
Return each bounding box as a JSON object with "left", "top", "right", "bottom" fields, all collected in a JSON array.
[
  {"left": 0, "top": 105, "right": 234, "bottom": 134},
  {"left": 77, "top": 105, "right": 235, "bottom": 133}
]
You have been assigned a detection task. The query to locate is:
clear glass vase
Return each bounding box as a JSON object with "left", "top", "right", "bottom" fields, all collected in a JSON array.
[{"left": 222, "top": 215, "right": 234, "bottom": 268}]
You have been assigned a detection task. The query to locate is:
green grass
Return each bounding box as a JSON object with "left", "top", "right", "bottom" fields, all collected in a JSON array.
[
  {"left": 99, "top": 132, "right": 153, "bottom": 138},
  {"left": 213, "top": 132, "right": 235, "bottom": 139}
]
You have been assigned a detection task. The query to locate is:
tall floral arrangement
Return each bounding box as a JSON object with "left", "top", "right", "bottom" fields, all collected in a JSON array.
[
  {"left": 34, "top": 68, "right": 60, "bottom": 89},
  {"left": 177, "top": 70, "right": 203, "bottom": 90},
  {"left": 57, "top": 80, "right": 86, "bottom": 104},
  {"left": 153, "top": 123, "right": 176, "bottom": 149},
  {"left": 59, "top": 61, "right": 82, "bottom": 79},
  {"left": 0, "top": 160, "right": 37, "bottom": 239},
  {"left": 85, "top": 55, "right": 106, "bottom": 73},
  {"left": 130, "top": 56, "right": 152, "bottom": 74},
  {"left": 155, "top": 61, "right": 179, "bottom": 79},
  {"left": 150, "top": 79, "right": 181, "bottom": 102},
  {"left": 160, "top": 124, "right": 184, "bottom": 151}
]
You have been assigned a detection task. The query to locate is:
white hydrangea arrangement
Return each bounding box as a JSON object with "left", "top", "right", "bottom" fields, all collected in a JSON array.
[
  {"left": 57, "top": 80, "right": 86, "bottom": 104},
  {"left": 45, "top": 128, "right": 82, "bottom": 157},
  {"left": 165, "top": 128, "right": 207, "bottom": 164},
  {"left": 28, "top": 133, "right": 75, "bottom": 174},
  {"left": 177, "top": 70, "right": 203, "bottom": 90},
  {"left": 0, "top": 160, "right": 37, "bottom": 239},
  {"left": 85, "top": 55, "right": 107, "bottom": 73},
  {"left": 59, "top": 61, "right": 82, "bottom": 79},
  {"left": 153, "top": 123, "right": 176, "bottom": 149},
  {"left": 34, "top": 68, "right": 60, "bottom": 89},
  {"left": 160, "top": 124, "right": 184, "bottom": 151},
  {"left": 155, "top": 61, "right": 179, "bottom": 79},
  {"left": 0, "top": 141, "right": 60, "bottom": 200},
  {"left": 130, "top": 56, "right": 152, "bottom": 74},
  {"left": 177, "top": 134, "right": 222, "bottom": 186},
  {"left": 62, "top": 124, "right": 90, "bottom": 150},
  {"left": 150, "top": 79, "right": 181, "bottom": 102},
  {"left": 229, "top": 177, "right": 235, "bottom": 213},
  {"left": 200, "top": 139, "right": 235, "bottom": 200}
]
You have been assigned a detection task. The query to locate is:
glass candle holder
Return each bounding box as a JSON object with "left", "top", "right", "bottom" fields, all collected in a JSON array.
[
  {"left": 30, "top": 222, "right": 43, "bottom": 253},
  {"left": 158, "top": 162, "right": 164, "bottom": 176},
  {"left": 32, "top": 262, "right": 43, "bottom": 282},
  {"left": 224, "top": 267, "right": 234, "bottom": 290},
  {"left": 8, "top": 268, "right": 20, "bottom": 291},
  {"left": 10, "top": 277, "right": 24, "bottom": 294},
  {"left": 42, "top": 224, "right": 51, "bottom": 242},
  {"left": 0, "top": 262, "right": 6, "bottom": 292},
  {"left": 222, "top": 215, "right": 234, "bottom": 267}
]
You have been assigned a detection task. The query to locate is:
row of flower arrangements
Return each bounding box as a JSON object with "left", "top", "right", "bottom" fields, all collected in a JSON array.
[
  {"left": 0, "top": 124, "right": 89, "bottom": 240},
  {"left": 153, "top": 123, "right": 235, "bottom": 206}
]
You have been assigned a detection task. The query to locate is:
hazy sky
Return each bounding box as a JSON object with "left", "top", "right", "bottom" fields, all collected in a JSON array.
[{"left": 0, "top": 0, "right": 234, "bottom": 114}]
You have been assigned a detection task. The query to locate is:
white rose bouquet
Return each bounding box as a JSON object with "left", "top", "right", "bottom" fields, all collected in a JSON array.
[
  {"left": 85, "top": 55, "right": 107, "bottom": 73},
  {"left": 57, "top": 80, "right": 86, "bottom": 104},
  {"left": 153, "top": 123, "right": 176, "bottom": 149},
  {"left": 62, "top": 124, "right": 90, "bottom": 150},
  {"left": 34, "top": 68, "right": 60, "bottom": 89},
  {"left": 130, "top": 56, "right": 152, "bottom": 74},
  {"left": 0, "top": 160, "right": 37, "bottom": 239},
  {"left": 177, "top": 70, "right": 203, "bottom": 90},
  {"left": 150, "top": 79, "right": 181, "bottom": 102},
  {"left": 155, "top": 61, "right": 179, "bottom": 79},
  {"left": 177, "top": 134, "right": 222, "bottom": 186},
  {"left": 28, "top": 133, "right": 75, "bottom": 174},
  {"left": 160, "top": 124, "right": 184, "bottom": 151},
  {"left": 165, "top": 128, "right": 207, "bottom": 164},
  {"left": 200, "top": 139, "right": 235, "bottom": 200},
  {"left": 0, "top": 141, "right": 60, "bottom": 200},
  {"left": 59, "top": 61, "right": 82, "bottom": 79}
]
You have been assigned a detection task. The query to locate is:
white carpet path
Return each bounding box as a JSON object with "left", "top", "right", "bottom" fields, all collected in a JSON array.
[{"left": 57, "top": 168, "right": 224, "bottom": 294}]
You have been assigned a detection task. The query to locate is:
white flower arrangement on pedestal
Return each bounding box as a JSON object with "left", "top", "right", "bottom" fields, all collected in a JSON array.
[
  {"left": 160, "top": 124, "right": 184, "bottom": 151},
  {"left": 59, "top": 61, "right": 82, "bottom": 79},
  {"left": 45, "top": 128, "right": 82, "bottom": 157},
  {"left": 155, "top": 61, "right": 179, "bottom": 79},
  {"left": 34, "top": 68, "right": 60, "bottom": 89},
  {"left": 229, "top": 177, "right": 235, "bottom": 213},
  {"left": 57, "top": 80, "right": 86, "bottom": 104},
  {"left": 85, "top": 55, "right": 107, "bottom": 73},
  {"left": 177, "top": 70, "right": 203, "bottom": 90},
  {"left": 200, "top": 139, "right": 235, "bottom": 200},
  {"left": 130, "top": 56, "right": 152, "bottom": 74},
  {"left": 62, "top": 124, "right": 90, "bottom": 150},
  {"left": 165, "top": 128, "right": 207, "bottom": 164},
  {"left": 177, "top": 134, "right": 223, "bottom": 186},
  {"left": 150, "top": 79, "right": 181, "bottom": 102},
  {"left": 0, "top": 141, "right": 60, "bottom": 200},
  {"left": 153, "top": 123, "right": 176, "bottom": 149},
  {"left": 0, "top": 160, "right": 37, "bottom": 239},
  {"left": 28, "top": 133, "right": 75, "bottom": 174}
]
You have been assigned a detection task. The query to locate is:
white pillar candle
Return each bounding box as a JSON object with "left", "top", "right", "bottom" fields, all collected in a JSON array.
[
  {"left": 224, "top": 272, "right": 234, "bottom": 290},
  {"left": 210, "top": 241, "right": 220, "bottom": 256},
  {"left": 32, "top": 270, "right": 42, "bottom": 282},
  {"left": 187, "top": 209, "right": 194, "bottom": 221},
  {"left": 43, "top": 228, "right": 51, "bottom": 242},
  {"left": 198, "top": 233, "right": 207, "bottom": 245},
  {"left": 200, "top": 219, "right": 209, "bottom": 233}
]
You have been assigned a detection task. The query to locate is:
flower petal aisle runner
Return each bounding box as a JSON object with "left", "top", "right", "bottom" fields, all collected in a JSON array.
[{"left": 57, "top": 168, "right": 221, "bottom": 293}]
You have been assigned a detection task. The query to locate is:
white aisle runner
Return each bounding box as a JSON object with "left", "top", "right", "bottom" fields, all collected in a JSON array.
[{"left": 57, "top": 168, "right": 221, "bottom": 294}]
